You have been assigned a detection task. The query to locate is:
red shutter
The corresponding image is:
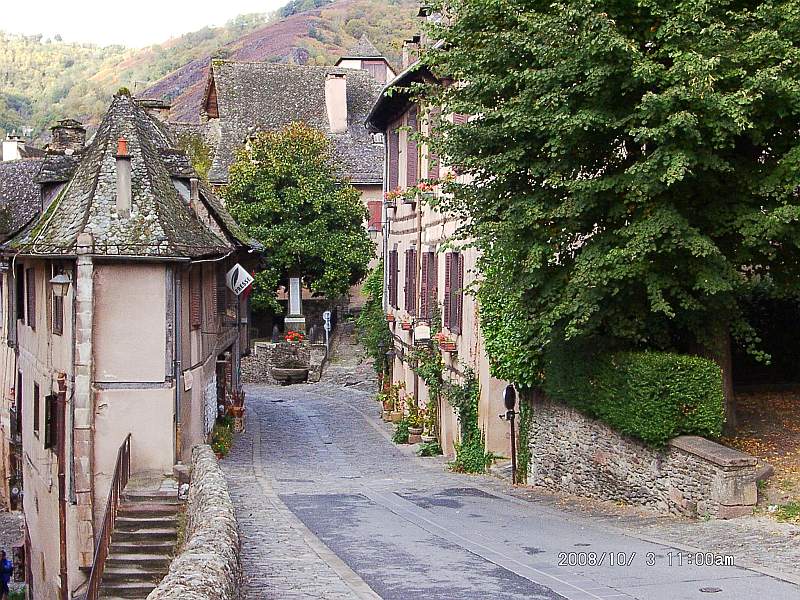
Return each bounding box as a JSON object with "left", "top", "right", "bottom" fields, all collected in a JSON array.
[
  {"left": 367, "top": 200, "right": 382, "bottom": 231},
  {"left": 420, "top": 253, "right": 429, "bottom": 318},
  {"left": 190, "top": 272, "right": 202, "bottom": 329},
  {"left": 389, "top": 250, "right": 398, "bottom": 308},
  {"left": 388, "top": 127, "right": 400, "bottom": 191},
  {"left": 428, "top": 251, "right": 438, "bottom": 319},
  {"left": 410, "top": 248, "right": 417, "bottom": 314},
  {"left": 407, "top": 107, "right": 419, "bottom": 187},
  {"left": 451, "top": 253, "right": 464, "bottom": 334},
  {"left": 428, "top": 108, "right": 440, "bottom": 180},
  {"left": 443, "top": 253, "right": 452, "bottom": 328},
  {"left": 404, "top": 249, "right": 412, "bottom": 312}
]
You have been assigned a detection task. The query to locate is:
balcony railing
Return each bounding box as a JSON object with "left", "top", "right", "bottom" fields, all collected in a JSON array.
[{"left": 83, "top": 433, "right": 131, "bottom": 600}]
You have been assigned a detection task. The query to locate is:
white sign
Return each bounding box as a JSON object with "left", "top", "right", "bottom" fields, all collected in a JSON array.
[
  {"left": 323, "top": 310, "right": 332, "bottom": 332},
  {"left": 226, "top": 264, "right": 254, "bottom": 295}
]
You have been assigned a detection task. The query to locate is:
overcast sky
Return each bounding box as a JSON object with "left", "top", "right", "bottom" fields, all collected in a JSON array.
[{"left": 1, "top": 0, "right": 288, "bottom": 47}]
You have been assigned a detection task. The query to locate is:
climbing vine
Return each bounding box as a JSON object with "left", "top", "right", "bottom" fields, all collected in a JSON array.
[
  {"left": 444, "top": 367, "right": 495, "bottom": 473},
  {"left": 356, "top": 261, "right": 392, "bottom": 379},
  {"left": 515, "top": 391, "right": 533, "bottom": 484}
]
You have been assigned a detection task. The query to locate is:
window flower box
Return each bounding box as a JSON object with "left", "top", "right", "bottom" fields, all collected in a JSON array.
[
  {"left": 439, "top": 341, "right": 457, "bottom": 353},
  {"left": 401, "top": 321, "right": 412, "bottom": 331},
  {"left": 386, "top": 313, "right": 396, "bottom": 323},
  {"left": 384, "top": 188, "right": 403, "bottom": 209}
]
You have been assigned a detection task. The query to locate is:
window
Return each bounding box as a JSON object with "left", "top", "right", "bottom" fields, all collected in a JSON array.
[
  {"left": 44, "top": 395, "right": 57, "bottom": 450},
  {"left": 15, "top": 265, "right": 24, "bottom": 321},
  {"left": 388, "top": 250, "right": 399, "bottom": 309},
  {"left": 25, "top": 267, "right": 36, "bottom": 329},
  {"left": 388, "top": 126, "right": 400, "bottom": 191},
  {"left": 444, "top": 252, "right": 464, "bottom": 334},
  {"left": 33, "top": 383, "right": 40, "bottom": 437},
  {"left": 367, "top": 201, "right": 382, "bottom": 232},
  {"left": 420, "top": 251, "right": 438, "bottom": 319},
  {"left": 404, "top": 248, "right": 417, "bottom": 314},
  {"left": 51, "top": 264, "right": 63, "bottom": 336},
  {"left": 190, "top": 271, "right": 202, "bottom": 329},
  {"left": 14, "top": 372, "right": 22, "bottom": 441}
]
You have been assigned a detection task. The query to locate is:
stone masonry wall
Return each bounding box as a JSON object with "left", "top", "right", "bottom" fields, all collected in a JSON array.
[
  {"left": 241, "top": 341, "right": 327, "bottom": 384},
  {"left": 147, "top": 445, "right": 239, "bottom": 600},
  {"left": 529, "top": 397, "right": 758, "bottom": 519}
]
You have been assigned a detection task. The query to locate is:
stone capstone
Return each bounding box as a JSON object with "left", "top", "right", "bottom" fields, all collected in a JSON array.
[{"left": 146, "top": 445, "right": 240, "bottom": 600}]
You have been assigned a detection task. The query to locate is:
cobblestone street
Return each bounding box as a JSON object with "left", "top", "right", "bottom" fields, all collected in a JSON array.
[{"left": 220, "top": 367, "right": 800, "bottom": 600}]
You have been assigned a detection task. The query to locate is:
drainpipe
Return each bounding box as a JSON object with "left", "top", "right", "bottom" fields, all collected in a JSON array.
[
  {"left": 56, "top": 372, "right": 68, "bottom": 600},
  {"left": 174, "top": 267, "right": 183, "bottom": 464}
]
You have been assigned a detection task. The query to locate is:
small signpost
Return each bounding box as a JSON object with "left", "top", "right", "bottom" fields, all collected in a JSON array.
[
  {"left": 226, "top": 264, "right": 254, "bottom": 295},
  {"left": 500, "top": 385, "right": 518, "bottom": 484},
  {"left": 322, "top": 310, "right": 332, "bottom": 352}
]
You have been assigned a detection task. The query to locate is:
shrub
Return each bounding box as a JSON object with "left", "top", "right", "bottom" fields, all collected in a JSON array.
[
  {"left": 545, "top": 342, "right": 725, "bottom": 446},
  {"left": 392, "top": 419, "right": 410, "bottom": 444}
]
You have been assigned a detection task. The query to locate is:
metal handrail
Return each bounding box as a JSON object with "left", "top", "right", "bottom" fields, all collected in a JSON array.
[{"left": 84, "top": 433, "right": 131, "bottom": 600}]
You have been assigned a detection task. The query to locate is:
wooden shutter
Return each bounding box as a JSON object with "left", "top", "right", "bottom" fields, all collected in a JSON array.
[
  {"left": 428, "top": 252, "right": 438, "bottom": 319},
  {"left": 450, "top": 253, "right": 464, "bottom": 334},
  {"left": 217, "top": 266, "right": 227, "bottom": 319},
  {"left": 26, "top": 268, "right": 35, "bottom": 330},
  {"left": 407, "top": 107, "right": 419, "bottom": 187},
  {"left": 190, "top": 272, "right": 202, "bottom": 329},
  {"left": 427, "top": 107, "right": 440, "bottom": 180},
  {"left": 367, "top": 200, "right": 382, "bottom": 231},
  {"left": 52, "top": 295, "right": 63, "bottom": 336},
  {"left": 404, "top": 248, "right": 417, "bottom": 314},
  {"left": 443, "top": 253, "right": 452, "bottom": 328},
  {"left": 44, "top": 394, "right": 57, "bottom": 450},
  {"left": 33, "top": 383, "right": 39, "bottom": 436},
  {"left": 363, "top": 60, "right": 387, "bottom": 84},
  {"left": 15, "top": 266, "right": 24, "bottom": 321},
  {"left": 420, "top": 253, "right": 429, "bottom": 319},
  {"left": 388, "top": 127, "right": 400, "bottom": 191},
  {"left": 388, "top": 250, "right": 399, "bottom": 308}
]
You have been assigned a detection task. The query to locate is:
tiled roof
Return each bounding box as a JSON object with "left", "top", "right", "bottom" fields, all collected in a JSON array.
[
  {"left": 343, "top": 35, "right": 383, "bottom": 59},
  {"left": 205, "top": 60, "right": 383, "bottom": 185},
  {"left": 9, "top": 93, "right": 256, "bottom": 258},
  {"left": 0, "top": 159, "right": 44, "bottom": 241}
]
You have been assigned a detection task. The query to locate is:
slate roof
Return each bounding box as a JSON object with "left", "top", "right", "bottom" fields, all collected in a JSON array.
[
  {"left": 9, "top": 93, "right": 257, "bottom": 258},
  {"left": 0, "top": 159, "right": 45, "bottom": 241},
  {"left": 343, "top": 35, "right": 383, "bottom": 59},
  {"left": 204, "top": 60, "right": 384, "bottom": 185}
]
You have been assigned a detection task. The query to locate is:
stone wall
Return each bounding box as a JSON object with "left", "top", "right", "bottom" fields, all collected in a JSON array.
[
  {"left": 241, "top": 341, "right": 327, "bottom": 384},
  {"left": 528, "top": 397, "right": 758, "bottom": 519},
  {"left": 147, "top": 445, "right": 239, "bottom": 600}
]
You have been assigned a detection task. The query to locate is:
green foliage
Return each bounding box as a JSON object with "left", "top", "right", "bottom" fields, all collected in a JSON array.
[
  {"left": 224, "top": 122, "right": 374, "bottom": 311},
  {"left": 393, "top": 419, "right": 410, "bottom": 444},
  {"left": 211, "top": 418, "right": 234, "bottom": 456},
  {"left": 420, "top": 0, "right": 800, "bottom": 387},
  {"left": 774, "top": 501, "right": 800, "bottom": 523},
  {"left": 418, "top": 440, "right": 443, "bottom": 457},
  {"left": 281, "top": 0, "right": 333, "bottom": 17},
  {"left": 9, "top": 588, "right": 25, "bottom": 600},
  {"left": 176, "top": 132, "right": 213, "bottom": 180},
  {"left": 515, "top": 394, "right": 532, "bottom": 484},
  {"left": 445, "top": 368, "right": 495, "bottom": 473},
  {"left": 356, "top": 262, "right": 392, "bottom": 376},
  {"left": 544, "top": 340, "right": 725, "bottom": 446}
]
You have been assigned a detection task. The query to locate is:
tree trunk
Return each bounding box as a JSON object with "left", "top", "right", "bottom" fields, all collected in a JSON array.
[{"left": 711, "top": 328, "right": 736, "bottom": 435}]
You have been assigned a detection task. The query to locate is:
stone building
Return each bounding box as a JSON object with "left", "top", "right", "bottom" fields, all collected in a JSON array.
[
  {"left": 366, "top": 35, "right": 512, "bottom": 457},
  {"left": 0, "top": 92, "right": 259, "bottom": 598}
]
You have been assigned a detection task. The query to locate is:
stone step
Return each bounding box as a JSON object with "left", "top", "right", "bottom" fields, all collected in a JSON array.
[
  {"left": 107, "top": 553, "right": 172, "bottom": 567},
  {"left": 110, "top": 540, "right": 175, "bottom": 555},
  {"left": 98, "top": 581, "right": 158, "bottom": 599},
  {"left": 115, "top": 516, "right": 177, "bottom": 531},
  {"left": 119, "top": 502, "right": 179, "bottom": 517},
  {"left": 122, "top": 491, "right": 179, "bottom": 504},
  {"left": 102, "top": 565, "right": 165, "bottom": 583},
  {"left": 111, "top": 528, "right": 176, "bottom": 543}
]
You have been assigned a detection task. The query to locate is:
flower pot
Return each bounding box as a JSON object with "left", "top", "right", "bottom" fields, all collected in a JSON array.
[
  {"left": 386, "top": 314, "right": 395, "bottom": 323},
  {"left": 390, "top": 411, "right": 404, "bottom": 423},
  {"left": 382, "top": 410, "right": 391, "bottom": 421},
  {"left": 401, "top": 322, "right": 412, "bottom": 331},
  {"left": 421, "top": 434, "right": 437, "bottom": 444},
  {"left": 439, "top": 342, "right": 457, "bottom": 353},
  {"left": 408, "top": 426, "right": 423, "bottom": 445}
]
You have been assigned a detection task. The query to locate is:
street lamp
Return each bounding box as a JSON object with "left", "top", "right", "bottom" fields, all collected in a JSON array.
[
  {"left": 500, "top": 385, "right": 518, "bottom": 484},
  {"left": 49, "top": 273, "right": 72, "bottom": 297}
]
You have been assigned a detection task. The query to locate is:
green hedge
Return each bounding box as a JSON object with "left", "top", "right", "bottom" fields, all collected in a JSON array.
[{"left": 544, "top": 343, "right": 724, "bottom": 446}]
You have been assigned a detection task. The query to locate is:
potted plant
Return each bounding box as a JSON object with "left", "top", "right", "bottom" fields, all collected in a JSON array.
[
  {"left": 415, "top": 180, "right": 435, "bottom": 202},
  {"left": 385, "top": 188, "right": 403, "bottom": 209},
  {"left": 405, "top": 395, "right": 424, "bottom": 443},
  {"left": 421, "top": 399, "right": 438, "bottom": 443},
  {"left": 285, "top": 330, "right": 305, "bottom": 343},
  {"left": 386, "top": 313, "right": 396, "bottom": 323},
  {"left": 401, "top": 321, "right": 412, "bottom": 331}
]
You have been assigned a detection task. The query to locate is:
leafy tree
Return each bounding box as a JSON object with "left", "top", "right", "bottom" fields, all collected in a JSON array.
[
  {"left": 356, "top": 261, "right": 393, "bottom": 377},
  {"left": 224, "top": 122, "right": 374, "bottom": 311},
  {"left": 420, "top": 0, "right": 800, "bottom": 427}
]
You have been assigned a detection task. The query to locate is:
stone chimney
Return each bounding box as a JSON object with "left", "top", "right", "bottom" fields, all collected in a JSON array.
[
  {"left": 115, "top": 137, "right": 132, "bottom": 218},
  {"left": 325, "top": 73, "right": 348, "bottom": 134},
  {"left": 136, "top": 98, "right": 171, "bottom": 123},
  {"left": 402, "top": 36, "right": 421, "bottom": 69},
  {"left": 50, "top": 119, "right": 86, "bottom": 153},
  {"left": 2, "top": 134, "right": 25, "bottom": 162}
]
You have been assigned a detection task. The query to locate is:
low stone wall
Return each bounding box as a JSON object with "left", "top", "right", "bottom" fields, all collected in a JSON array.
[
  {"left": 241, "top": 340, "right": 327, "bottom": 384},
  {"left": 529, "top": 397, "right": 758, "bottom": 519},
  {"left": 147, "top": 445, "right": 239, "bottom": 600}
]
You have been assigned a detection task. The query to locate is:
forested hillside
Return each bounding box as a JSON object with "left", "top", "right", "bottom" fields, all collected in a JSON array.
[{"left": 0, "top": 0, "right": 419, "bottom": 140}]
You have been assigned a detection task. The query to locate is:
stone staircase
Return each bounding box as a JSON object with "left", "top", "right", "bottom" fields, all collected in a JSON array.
[{"left": 98, "top": 474, "right": 182, "bottom": 599}]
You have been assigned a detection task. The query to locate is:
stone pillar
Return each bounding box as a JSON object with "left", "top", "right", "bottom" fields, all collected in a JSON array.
[
  {"left": 284, "top": 277, "right": 306, "bottom": 332},
  {"left": 73, "top": 233, "right": 95, "bottom": 567}
]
